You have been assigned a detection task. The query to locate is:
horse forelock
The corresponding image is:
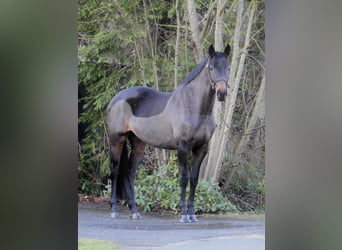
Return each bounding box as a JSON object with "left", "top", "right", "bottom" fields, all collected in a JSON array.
[{"left": 210, "top": 52, "right": 229, "bottom": 68}]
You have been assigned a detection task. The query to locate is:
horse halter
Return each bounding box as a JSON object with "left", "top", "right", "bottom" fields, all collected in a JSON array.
[{"left": 207, "top": 62, "right": 228, "bottom": 90}]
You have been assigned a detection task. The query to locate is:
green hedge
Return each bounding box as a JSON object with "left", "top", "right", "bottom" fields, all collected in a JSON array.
[{"left": 135, "top": 156, "right": 237, "bottom": 213}]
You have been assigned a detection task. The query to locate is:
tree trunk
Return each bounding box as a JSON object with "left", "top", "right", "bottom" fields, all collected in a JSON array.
[
  {"left": 174, "top": 0, "right": 181, "bottom": 89},
  {"left": 200, "top": 1, "right": 217, "bottom": 43},
  {"left": 214, "top": 0, "right": 225, "bottom": 51},
  {"left": 132, "top": 7, "right": 146, "bottom": 86},
  {"left": 200, "top": 0, "right": 244, "bottom": 181},
  {"left": 186, "top": 0, "right": 203, "bottom": 62},
  {"left": 214, "top": 0, "right": 256, "bottom": 182},
  {"left": 224, "top": 71, "right": 264, "bottom": 189},
  {"left": 143, "top": 0, "right": 159, "bottom": 89},
  {"left": 199, "top": 0, "right": 231, "bottom": 182},
  {"left": 201, "top": 0, "right": 257, "bottom": 182}
]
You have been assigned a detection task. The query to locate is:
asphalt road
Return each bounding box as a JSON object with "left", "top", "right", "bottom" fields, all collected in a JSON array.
[{"left": 78, "top": 202, "right": 265, "bottom": 250}]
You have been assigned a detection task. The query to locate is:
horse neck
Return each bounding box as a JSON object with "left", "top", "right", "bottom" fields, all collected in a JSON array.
[{"left": 182, "top": 66, "right": 216, "bottom": 115}]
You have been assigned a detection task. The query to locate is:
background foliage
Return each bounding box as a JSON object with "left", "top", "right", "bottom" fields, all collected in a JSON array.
[
  {"left": 135, "top": 154, "right": 237, "bottom": 213},
  {"left": 78, "top": 0, "right": 265, "bottom": 212}
]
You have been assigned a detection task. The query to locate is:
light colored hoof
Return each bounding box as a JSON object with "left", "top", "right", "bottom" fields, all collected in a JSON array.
[
  {"left": 131, "top": 212, "right": 141, "bottom": 220},
  {"left": 110, "top": 212, "right": 119, "bottom": 219},
  {"left": 189, "top": 214, "right": 198, "bottom": 222},
  {"left": 179, "top": 215, "right": 190, "bottom": 223}
]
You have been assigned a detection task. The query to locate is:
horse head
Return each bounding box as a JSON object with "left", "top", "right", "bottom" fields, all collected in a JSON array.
[{"left": 207, "top": 44, "right": 231, "bottom": 102}]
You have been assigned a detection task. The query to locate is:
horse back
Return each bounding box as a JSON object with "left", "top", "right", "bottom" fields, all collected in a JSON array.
[{"left": 107, "top": 86, "right": 172, "bottom": 118}]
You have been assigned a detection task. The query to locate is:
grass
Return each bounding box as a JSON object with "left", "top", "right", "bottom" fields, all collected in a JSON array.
[{"left": 78, "top": 238, "right": 121, "bottom": 250}]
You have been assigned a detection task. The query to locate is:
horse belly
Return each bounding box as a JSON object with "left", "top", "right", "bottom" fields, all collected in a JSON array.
[{"left": 129, "top": 115, "right": 177, "bottom": 149}]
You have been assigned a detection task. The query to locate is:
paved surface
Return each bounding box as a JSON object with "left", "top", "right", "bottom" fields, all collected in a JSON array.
[{"left": 78, "top": 202, "right": 265, "bottom": 249}]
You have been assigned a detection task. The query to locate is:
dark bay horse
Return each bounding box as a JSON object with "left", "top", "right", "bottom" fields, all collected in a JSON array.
[{"left": 107, "top": 44, "right": 230, "bottom": 223}]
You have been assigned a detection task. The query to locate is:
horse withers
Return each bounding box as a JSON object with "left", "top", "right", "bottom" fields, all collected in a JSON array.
[{"left": 106, "top": 44, "right": 230, "bottom": 223}]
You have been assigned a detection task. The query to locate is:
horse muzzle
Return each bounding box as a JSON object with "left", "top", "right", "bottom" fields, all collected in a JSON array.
[{"left": 215, "top": 81, "right": 228, "bottom": 102}]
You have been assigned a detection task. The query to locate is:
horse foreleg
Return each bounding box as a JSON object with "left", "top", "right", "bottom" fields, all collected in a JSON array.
[
  {"left": 178, "top": 141, "right": 190, "bottom": 223},
  {"left": 188, "top": 143, "right": 209, "bottom": 222}
]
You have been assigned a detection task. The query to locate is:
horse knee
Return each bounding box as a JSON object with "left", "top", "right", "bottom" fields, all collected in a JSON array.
[
  {"left": 190, "top": 177, "right": 198, "bottom": 187},
  {"left": 110, "top": 160, "right": 120, "bottom": 175},
  {"left": 180, "top": 175, "right": 189, "bottom": 187},
  {"left": 179, "top": 167, "right": 189, "bottom": 189}
]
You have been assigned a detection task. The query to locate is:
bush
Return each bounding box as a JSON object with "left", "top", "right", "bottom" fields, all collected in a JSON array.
[
  {"left": 222, "top": 163, "right": 265, "bottom": 212},
  {"left": 135, "top": 155, "right": 237, "bottom": 213}
]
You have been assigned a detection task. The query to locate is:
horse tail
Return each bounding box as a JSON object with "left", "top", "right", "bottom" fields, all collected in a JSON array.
[{"left": 116, "top": 140, "right": 131, "bottom": 200}]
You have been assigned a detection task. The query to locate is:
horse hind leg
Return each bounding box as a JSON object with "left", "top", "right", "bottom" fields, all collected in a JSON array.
[
  {"left": 127, "top": 133, "right": 146, "bottom": 220},
  {"left": 109, "top": 134, "right": 127, "bottom": 219}
]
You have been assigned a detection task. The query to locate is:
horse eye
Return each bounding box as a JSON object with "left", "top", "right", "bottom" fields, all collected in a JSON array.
[{"left": 210, "top": 67, "right": 214, "bottom": 71}]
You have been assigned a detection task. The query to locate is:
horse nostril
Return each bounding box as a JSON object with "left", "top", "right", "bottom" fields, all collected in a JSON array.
[{"left": 217, "top": 90, "right": 227, "bottom": 101}]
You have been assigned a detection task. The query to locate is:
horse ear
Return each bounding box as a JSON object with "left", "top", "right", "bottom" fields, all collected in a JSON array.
[
  {"left": 208, "top": 45, "right": 216, "bottom": 58},
  {"left": 224, "top": 44, "right": 231, "bottom": 57}
]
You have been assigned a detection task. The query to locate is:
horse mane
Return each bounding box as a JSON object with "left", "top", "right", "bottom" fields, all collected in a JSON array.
[{"left": 179, "top": 56, "right": 209, "bottom": 86}]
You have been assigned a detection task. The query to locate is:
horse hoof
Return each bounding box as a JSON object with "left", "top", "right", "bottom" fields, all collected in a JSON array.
[
  {"left": 110, "top": 212, "right": 119, "bottom": 219},
  {"left": 189, "top": 214, "right": 198, "bottom": 223},
  {"left": 179, "top": 215, "right": 190, "bottom": 223},
  {"left": 131, "top": 213, "right": 141, "bottom": 220}
]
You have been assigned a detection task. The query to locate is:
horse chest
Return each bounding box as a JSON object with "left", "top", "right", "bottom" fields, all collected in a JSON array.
[
  {"left": 195, "top": 120, "right": 215, "bottom": 140},
  {"left": 178, "top": 116, "right": 215, "bottom": 142}
]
